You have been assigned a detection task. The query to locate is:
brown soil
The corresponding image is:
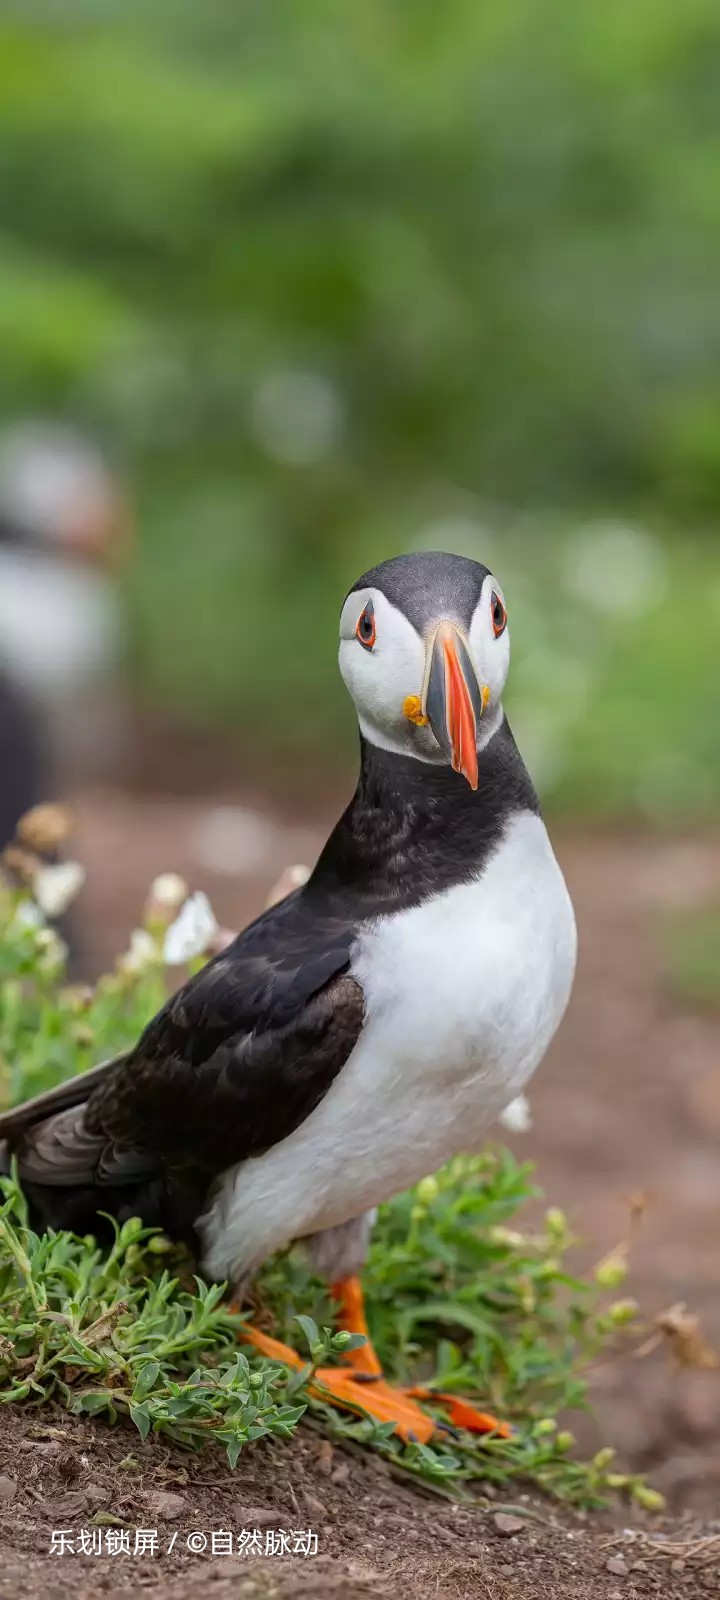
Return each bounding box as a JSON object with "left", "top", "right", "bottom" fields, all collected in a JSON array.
[
  {"left": 0, "top": 1406, "right": 716, "bottom": 1600},
  {"left": 526, "top": 830, "right": 720, "bottom": 1517},
  {"left": 3, "top": 779, "right": 720, "bottom": 1597}
]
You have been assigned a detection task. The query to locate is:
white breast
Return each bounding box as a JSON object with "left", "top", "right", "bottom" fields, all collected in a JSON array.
[{"left": 200, "top": 810, "right": 576, "bottom": 1284}]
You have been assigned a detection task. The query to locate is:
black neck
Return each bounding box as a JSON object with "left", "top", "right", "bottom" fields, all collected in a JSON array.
[{"left": 308, "top": 715, "right": 539, "bottom": 915}]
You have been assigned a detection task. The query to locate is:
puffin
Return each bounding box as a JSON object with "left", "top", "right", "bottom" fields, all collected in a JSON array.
[
  {"left": 0, "top": 424, "right": 126, "bottom": 970},
  {"left": 0, "top": 421, "right": 127, "bottom": 849},
  {"left": 0, "top": 551, "right": 577, "bottom": 1443}
]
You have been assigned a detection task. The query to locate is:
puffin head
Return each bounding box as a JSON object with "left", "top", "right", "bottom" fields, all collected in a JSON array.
[
  {"left": 0, "top": 423, "right": 127, "bottom": 568},
  {"left": 339, "top": 551, "right": 510, "bottom": 789}
]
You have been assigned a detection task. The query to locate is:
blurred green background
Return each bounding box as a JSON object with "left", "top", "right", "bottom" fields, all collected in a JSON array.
[{"left": 1, "top": 0, "right": 719, "bottom": 821}]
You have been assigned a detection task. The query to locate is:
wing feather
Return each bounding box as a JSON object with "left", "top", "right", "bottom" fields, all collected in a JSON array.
[
  {"left": 1, "top": 885, "right": 365, "bottom": 1227},
  {"left": 0, "top": 1055, "right": 126, "bottom": 1142},
  {"left": 88, "top": 971, "right": 365, "bottom": 1174}
]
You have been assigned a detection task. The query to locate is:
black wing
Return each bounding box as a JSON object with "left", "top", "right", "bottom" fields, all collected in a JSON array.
[
  {"left": 88, "top": 965, "right": 364, "bottom": 1173},
  {"left": 0, "top": 888, "right": 364, "bottom": 1230}
]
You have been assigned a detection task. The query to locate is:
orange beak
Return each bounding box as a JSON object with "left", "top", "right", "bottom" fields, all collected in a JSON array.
[{"left": 423, "top": 623, "right": 483, "bottom": 789}]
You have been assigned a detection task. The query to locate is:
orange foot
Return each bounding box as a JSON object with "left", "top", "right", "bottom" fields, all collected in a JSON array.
[{"left": 234, "top": 1276, "right": 512, "bottom": 1446}]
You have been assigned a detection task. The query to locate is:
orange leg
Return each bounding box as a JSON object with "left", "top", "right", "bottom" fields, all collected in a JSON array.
[
  {"left": 233, "top": 1277, "right": 511, "bottom": 1444},
  {"left": 405, "top": 1384, "right": 512, "bottom": 1439},
  {"left": 236, "top": 1305, "right": 434, "bottom": 1443},
  {"left": 329, "top": 1274, "right": 383, "bottom": 1374},
  {"left": 330, "top": 1276, "right": 512, "bottom": 1438}
]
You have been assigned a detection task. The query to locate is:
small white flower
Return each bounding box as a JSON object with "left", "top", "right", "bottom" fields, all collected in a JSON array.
[
  {"left": 10, "top": 899, "right": 46, "bottom": 932},
  {"left": 498, "top": 1094, "right": 532, "bottom": 1134},
  {"left": 163, "top": 891, "right": 218, "bottom": 964},
  {"left": 149, "top": 872, "right": 189, "bottom": 911},
  {"left": 120, "top": 927, "right": 157, "bottom": 974},
  {"left": 34, "top": 926, "right": 68, "bottom": 970},
  {"left": 33, "top": 860, "right": 85, "bottom": 918}
]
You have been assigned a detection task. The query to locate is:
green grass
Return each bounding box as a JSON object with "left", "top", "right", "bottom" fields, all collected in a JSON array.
[
  {"left": 0, "top": 1193, "right": 306, "bottom": 1466},
  {"left": 0, "top": 860, "right": 663, "bottom": 1509}
]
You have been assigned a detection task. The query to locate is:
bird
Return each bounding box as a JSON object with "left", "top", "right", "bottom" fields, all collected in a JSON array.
[
  {"left": 0, "top": 421, "right": 127, "bottom": 851},
  {"left": 0, "top": 551, "right": 577, "bottom": 1443}
]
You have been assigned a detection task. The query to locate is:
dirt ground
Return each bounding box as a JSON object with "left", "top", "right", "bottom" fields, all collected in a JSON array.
[
  {"left": 3, "top": 772, "right": 720, "bottom": 1597},
  {"left": 1, "top": 1405, "right": 717, "bottom": 1600}
]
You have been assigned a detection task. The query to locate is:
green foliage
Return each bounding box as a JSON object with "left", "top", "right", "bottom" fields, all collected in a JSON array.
[
  {"left": 0, "top": 891, "right": 167, "bottom": 1109},
  {"left": 0, "top": 872, "right": 660, "bottom": 1506},
  {"left": 5, "top": 1, "right": 720, "bottom": 515},
  {"left": 0, "top": 4, "right": 718, "bottom": 817},
  {"left": 663, "top": 907, "right": 720, "bottom": 1008},
  {"left": 257, "top": 1154, "right": 652, "bottom": 1504},
  {"left": 0, "top": 1191, "right": 305, "bottom": 1464}
]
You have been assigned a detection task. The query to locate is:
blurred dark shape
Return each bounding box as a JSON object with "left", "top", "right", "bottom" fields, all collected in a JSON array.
[
  {"left": 0, "top": 674, "right": 46, "bottom": 853},
  {"left": 0, "top": 422, "right": 128, "bottom": 848}
]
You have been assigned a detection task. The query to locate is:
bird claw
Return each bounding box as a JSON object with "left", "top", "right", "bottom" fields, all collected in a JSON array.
[
  {"left": 234, "top": 1319, "right": 307, "bottom": 1370},
  {"left": 234, "top": 1317, "right": 435, "bottom": 1442},
  {"left": 313, "top": 1366, "right": 436, "bottom": 1443},
  {"left": 405, "top": 1384, "right": 513, "bottom": 1438},
  {"left": 235, "top": 1302, "right": 512, "bottom": 1444}
]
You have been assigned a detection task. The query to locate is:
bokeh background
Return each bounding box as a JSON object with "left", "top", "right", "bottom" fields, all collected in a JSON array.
[
  {"left": 0, "top": 1, "right": 719, "bottom": 1506},
  {"left": 2, "top": 0, "right": 720, "bottom": 815}
]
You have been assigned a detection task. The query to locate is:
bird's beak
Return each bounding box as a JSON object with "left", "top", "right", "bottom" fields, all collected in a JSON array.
[{"left": 423, "top": 623, "right": 484, "bottom": 790}]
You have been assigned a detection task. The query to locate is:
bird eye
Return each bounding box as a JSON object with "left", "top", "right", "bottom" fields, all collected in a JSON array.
[
  {"left": 355, "top": 601, "right": 376, "bottom": 651},
  {"left": 491, "top": 591, "right": 507, "bottom": 638}
]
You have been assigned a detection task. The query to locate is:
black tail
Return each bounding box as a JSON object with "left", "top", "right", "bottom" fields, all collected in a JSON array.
[
  {"left": 0, "top": 1054, "right": 203, "bottom": 1249},
  {"left": 0, "top": 1054, "right": 126, "bottom": 1143},
  {"left": 0, "top": 1055, "right": 130, "bottom": 1235}
]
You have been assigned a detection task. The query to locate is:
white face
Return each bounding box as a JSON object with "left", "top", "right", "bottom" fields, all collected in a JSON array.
[{"left": 338, "top": 571, "right": 510, "bottom": 765}]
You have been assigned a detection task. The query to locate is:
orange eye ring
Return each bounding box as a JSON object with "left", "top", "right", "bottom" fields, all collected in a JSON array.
[
  {"left": 491, "top": 591, "right": 507, "bottom": 638},
  {"left": 355, "top": 601, "right": 376, "bottom": 651}
]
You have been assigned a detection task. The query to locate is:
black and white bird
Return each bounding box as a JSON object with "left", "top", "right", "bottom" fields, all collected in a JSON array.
[
  {"left": 0, "top": 552, "right": 576, "bottom": 1440},
  {"left": 0, "top": 422, "right": 126, "bottom": 848}
]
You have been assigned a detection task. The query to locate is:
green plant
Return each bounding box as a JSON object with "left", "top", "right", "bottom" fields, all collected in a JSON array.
[
  {"left": 0, "top": 1191, "right": 304, "bottom": 1467},
  {"left": 256, "top": 1155, "right": 654, "bottom": 1504},
  {"left": 663, "top": 907, "right": 720, "bottom": 1009}
]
